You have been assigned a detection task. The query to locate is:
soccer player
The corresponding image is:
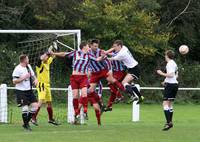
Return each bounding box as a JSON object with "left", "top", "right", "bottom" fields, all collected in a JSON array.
[
  {"left": 88, "top": 39, "right": 126, "bottom": 105},
  {"left": 51, "top": 41, "right": 103, "bottom": 125},
  {"left": 157, "top": 50, "right": 178, "bottom": 131},
  {"left": 31, "top": 52, "right": 59, "bottom": 125},
  {"left": 106, "top": 40, "right": 144, "bottom": 104},
  {"left": 12, "top": 54, "right": 38, "bottom": 131},
  {"left": 104, "top": 53, "right": 126, "bottom": 112}
]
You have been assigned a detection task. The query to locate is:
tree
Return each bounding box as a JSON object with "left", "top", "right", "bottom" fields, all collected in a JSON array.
[
  {"left": 158, "top": 0, "right": 200, "bottom": 61},
  {"left": 76, "top": 0, "right": 170, "bottom": 57}
]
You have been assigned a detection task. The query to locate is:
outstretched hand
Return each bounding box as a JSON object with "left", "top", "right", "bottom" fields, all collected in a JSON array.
[{"left": 156, "top": 70, "right": 163, "bottom": 75}]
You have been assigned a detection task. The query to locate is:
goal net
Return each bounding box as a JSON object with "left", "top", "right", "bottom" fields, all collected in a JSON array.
[{"left": 0, "top": 30, "right": 81, "bottom": 123}]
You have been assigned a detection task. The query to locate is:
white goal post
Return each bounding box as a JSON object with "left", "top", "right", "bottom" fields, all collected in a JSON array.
[{"left": 0, "top": 84, "right": 8, "bottom": 123}]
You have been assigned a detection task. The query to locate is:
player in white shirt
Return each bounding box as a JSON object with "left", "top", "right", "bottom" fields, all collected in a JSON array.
[
  {"left": 106, "top": 40, "right": 144, "bottom": 104},
  {"left": 12, "top": 54, "right": 38, "bottom": 131},
  {"left": 157, "top": 50, "right": 178, "bottom": 131}
]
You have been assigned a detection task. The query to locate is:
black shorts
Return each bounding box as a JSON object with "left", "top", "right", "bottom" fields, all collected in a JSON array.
[
  {"left": 127, "top": 65, "right": 140, "bottom": 80},
  {"left": 15, "top": 90, "right": 37, "bottom": 107},
  {"left": 163, "top": 83, "right": 178, "bottom": 101}
]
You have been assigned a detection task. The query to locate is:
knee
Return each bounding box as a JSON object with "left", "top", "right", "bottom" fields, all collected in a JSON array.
[
  {"left": 89, "top": 88, "right": 95, "bottom": 93},
  {"left": 93, "top": 103, "right": 100, "bottom": 110},
  {"left": 31, "top": 103, "right": 38, "bottom": 112},
  {"left": 82, "top": 93, "right": 87, "bottom": 97},
  {"left": 73, "top": 93, "right": 79, "bottom": 98},
  {"left": 22, "top": 105, "right": 29, "bottom": 113},
  {"left": 162, "top": 101, "right": 169, "bottom": 109},
  {"left": 46, "top": 102, "right": 52, "bottom": 108}
]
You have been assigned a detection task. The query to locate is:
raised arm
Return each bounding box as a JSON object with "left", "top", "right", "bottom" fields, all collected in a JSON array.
[
  {"left": 104, "top": 48, "right": 115, "bottom": 54},
  {"left": 51, "top": 52, "right": 67, "bottom": 57}
]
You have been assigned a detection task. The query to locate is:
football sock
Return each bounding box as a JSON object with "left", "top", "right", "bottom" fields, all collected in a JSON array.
[
  {"left": 114, "top": 81, "right": 125, "bottom": 91},
  {"left": 82, "top": 96, "right": 88, "bottom": 113},
  {"left": 116, "top": 90, "right": 123, "bottom": 98},
  {"left": 169, "top": 108, "right": 174, "bottom": 123},
  {"left": 164, "top": 106, "right": 170, "bottom": 123},
  {"left": 95, "top": 109, "right": 101, "bottom": 125},
  {"left": 107, "top": 92, "right": 116, "bottom": 107},
  {"left": 47, "top": 106, "right": 53, "bottom": 120},
  {"left": 131, "top": 84, "right": 141, "bottom": 97},
  {"left": 22, "top": 112, "right": 29, "bottom": 126},
  {"left": 73, "top": 98, "right": 79, "bottom": 116}
]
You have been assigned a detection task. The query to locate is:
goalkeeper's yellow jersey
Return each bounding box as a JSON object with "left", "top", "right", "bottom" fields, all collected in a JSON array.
[{"left": 36, "top": 57, "right": 53, "bottom": 85}]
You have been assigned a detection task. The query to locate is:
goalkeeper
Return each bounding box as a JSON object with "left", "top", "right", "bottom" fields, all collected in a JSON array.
[{"left": 31, "top": 51, "right": 59, "bottom": 125}]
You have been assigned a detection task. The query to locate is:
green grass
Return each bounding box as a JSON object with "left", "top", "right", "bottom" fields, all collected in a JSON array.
[{"left": 1, "top": 104, "right": 200, "bottom": 142}]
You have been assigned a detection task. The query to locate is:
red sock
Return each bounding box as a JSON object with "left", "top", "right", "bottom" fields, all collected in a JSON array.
[
  {"left": 73, "top": 98, "right": 80, "bottom": 116},
  {"left": 94, "top": 92, "right": 100, "bottom": 102},
  {"left": 107, "top": 93, "right": 116, "bottom": 108},
  {"left": 82, "top": 96, "right": 88, "bottom": 113},
  {"left": 47, "top": 106, "right": 53, "bottom": 120},
  {"left": 116, "top": 90, "right": 123, "bottom": 98},
  {"left": 95, "top": 109, "right": 101, "bottom": 125},
  {"left": 109, "top": 84, "right": 118, "bottom": 94},
  {"left": 114, "top": 81, "right": 125, "bottom": 91},
  {"left": 32, "top": 107, "right": 40, "bottom": 121}
]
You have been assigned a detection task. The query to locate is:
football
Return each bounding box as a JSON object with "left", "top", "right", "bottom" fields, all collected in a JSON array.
[{"left": 179, "top": 45, "right": 189, "bottom": 55}]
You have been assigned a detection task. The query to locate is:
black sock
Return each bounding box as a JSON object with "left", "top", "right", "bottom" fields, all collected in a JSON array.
[
  {"left": 22, "top": 112, "right": 28, "bottom": 126},
  {"left": 131, "top": 85, "right": 141, "bottom": 97},
  {"left": 27, "top": 111, "right": 35, "bottom": 123},
  {"left": 169, "top": 109, "right": 173, "bottom": 123},
  {"left": 125, "top": 85, "right": 134, "bottom": 96},
  {"left": 164, "top": 110, "right": 170, "bottom": 124}
]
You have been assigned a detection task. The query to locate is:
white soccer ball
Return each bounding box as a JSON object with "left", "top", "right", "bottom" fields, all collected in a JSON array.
[{"left": 179, "top": 45, "right": 189, "bottom": 55}]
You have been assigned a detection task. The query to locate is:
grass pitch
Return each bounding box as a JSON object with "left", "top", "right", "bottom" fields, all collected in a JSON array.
[{"left": 0, "top": 104, "right": 200, "bottom": 142}]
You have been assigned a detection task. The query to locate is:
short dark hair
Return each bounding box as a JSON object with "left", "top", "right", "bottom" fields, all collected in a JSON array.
[
  {"left": 90, "top": 39, "right": 100, "bottom": 45},
  {"left": 19, "top": 54, "right": 28, "bottom": 63},
  {"left": 79, "top": 41, "right": 88, "bottom": 49},
  {"left": 113, "top": 40, "right": 123, "bottom": 47},
  {"left": 165, "top": 50, "right": 175, "bottom": 59}
]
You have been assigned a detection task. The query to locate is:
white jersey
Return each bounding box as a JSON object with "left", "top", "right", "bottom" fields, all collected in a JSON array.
[
  {"left": 164, "top": 60, "right": 178, "bottom": 84},
  {"left": 12, "top": 64, "right": 35, "bottom": 91},
  {"left": 112, "top": 46, "right": 138, "bottom": 68}
]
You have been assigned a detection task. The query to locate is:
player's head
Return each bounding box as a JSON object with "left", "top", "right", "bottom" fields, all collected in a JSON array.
[
  {"left": 112, "top": 40, "right": 123, "bottom": 51},
  {"left": 90, "top": 39, "right": 100, "bottom": 51},
  {"left": 80, "top": 41, "right": 89, "bottom": 52},
  {"left": 40, "top": 52, "right": 50, "bottom": 62},
  {"left": 19, "top": 54, "right": 29, "bottom": 65},
  {"left": 165, "top": 50, "right": 175, "bottom": 61}
]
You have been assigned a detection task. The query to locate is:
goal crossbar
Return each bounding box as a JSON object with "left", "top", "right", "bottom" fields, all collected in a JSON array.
[{"left": 0, "top": 30, "right": 80, "bottom": 34}]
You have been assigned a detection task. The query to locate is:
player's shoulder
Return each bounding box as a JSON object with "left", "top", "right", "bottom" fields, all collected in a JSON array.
[
  {"left": 13, "top": 64, "right": 23, "bottom": 74},
  {"left": 14, "top": 64, "right": 23, "bottom": 70},
  {"left": 167, "top": 60, "right": 177, "bottom": 67},
  {"left": 122, "top": 45, "right": 128, "bottom": 50}
]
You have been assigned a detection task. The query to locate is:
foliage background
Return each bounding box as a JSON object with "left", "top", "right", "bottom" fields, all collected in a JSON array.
[{"left": 0, "top": 0, "right": 199, "bottom": 103}]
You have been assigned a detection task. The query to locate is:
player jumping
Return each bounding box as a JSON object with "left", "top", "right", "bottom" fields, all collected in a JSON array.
[
  {"left": 106, "top": 40, "right": 144, "bottom": 104},
  {"left": 88, "top": 39, "right": 127, "bottom": 114},
  {"left": 104, "top": 52, "right": 127, "bottom": 112},
  {"left": 31, "top": 52, "right": 59, "bottom": 126},
  {"left": 51, "top": 41, "right": 104, "bottom": 125}
]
